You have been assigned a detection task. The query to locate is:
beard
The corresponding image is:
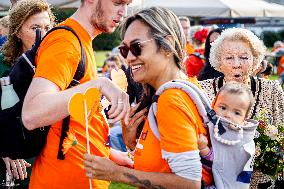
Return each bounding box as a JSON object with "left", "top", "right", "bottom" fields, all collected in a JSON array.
[{"left": 90, "top": 0, "right": 111, "bottom": 33}]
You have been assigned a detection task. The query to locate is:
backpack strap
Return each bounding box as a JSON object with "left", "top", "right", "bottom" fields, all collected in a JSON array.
[
  {"left": 148, "top": 80, "right": 213, "bottom": 141},
  {"left": 212, "top": 76, "right": 224, "bottom": 97},
  {"left": 42, "top": 26, "right": 86, "bottom": 88},
  {"left": 39, "top": 26, "right": 86, "bottom": 160},
  {"left": 250, "top": 77, "right": 261, "bottom": 119}
]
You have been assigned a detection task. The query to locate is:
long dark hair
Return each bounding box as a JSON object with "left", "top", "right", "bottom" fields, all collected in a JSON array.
[{"left": 198, "top": 28, "right": 224, "bottom": 81}]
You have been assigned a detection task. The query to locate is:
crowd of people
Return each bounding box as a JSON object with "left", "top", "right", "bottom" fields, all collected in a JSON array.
[{"left": 0, "top": 0, "right": 283, "bottom": 189}]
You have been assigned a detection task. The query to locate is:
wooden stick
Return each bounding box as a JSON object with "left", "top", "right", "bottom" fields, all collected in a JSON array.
[{"left": 84, "top": 100, "right": 92, "bottom": 189}]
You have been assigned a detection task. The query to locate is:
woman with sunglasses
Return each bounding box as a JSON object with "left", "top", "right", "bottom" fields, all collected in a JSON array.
[{"left": 84, "top": 7, "right": 213, "bottom": 189}]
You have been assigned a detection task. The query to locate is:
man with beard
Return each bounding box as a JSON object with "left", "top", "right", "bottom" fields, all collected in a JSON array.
[{"left": 22, "top": 0, "right": 132, "bottom": 188}]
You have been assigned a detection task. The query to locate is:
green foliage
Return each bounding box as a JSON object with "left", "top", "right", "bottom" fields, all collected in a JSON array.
[
  {"left": 260, "top": 30, "right": 281, "bottom": 48},
  {"left": 95, "top": 51, "right": 111, "bottom": 68},
  {"left": 93, "top": 29, "right": 121, "bottom": 51},
  {"left": 278, "top": 29, "right": 284, "bottom": 41},
  {"left": 52, "top": 8, "right": 76, "bottom": 24},
  {"left": 254, "top": 109, "right": 284, "bottom": 180}
]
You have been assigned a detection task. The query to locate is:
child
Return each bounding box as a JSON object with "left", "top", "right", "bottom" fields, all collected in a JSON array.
[
  {"left": 199, "top": 82, "right": 258, "bottom": 189},
  {"left": 102, "top": 55, "right": 122, "bottom": 79}
]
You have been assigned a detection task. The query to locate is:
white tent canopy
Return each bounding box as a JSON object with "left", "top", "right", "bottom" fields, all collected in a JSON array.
[
  {"left": 1, "top": 0, "right": 284, "bottom": 17},
  {"left": 133, "top": 0, "right": 284, "bottom": 17},
  {"left": 0, "top": 0, "right": 79, "bottom": 10}
]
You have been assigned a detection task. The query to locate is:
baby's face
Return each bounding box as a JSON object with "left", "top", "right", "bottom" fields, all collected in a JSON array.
[{"left": 213, "top": 91, "right": 250, "bottom": 125}]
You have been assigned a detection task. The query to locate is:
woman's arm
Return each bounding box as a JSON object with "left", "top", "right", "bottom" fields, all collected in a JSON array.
[{"left": 84, "top": 154, "right": 201, "bottom": 189}]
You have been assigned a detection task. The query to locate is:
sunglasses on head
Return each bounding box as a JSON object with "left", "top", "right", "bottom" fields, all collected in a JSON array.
[{"left": 119, "top": 38, "right": 154, "bottom": 59}]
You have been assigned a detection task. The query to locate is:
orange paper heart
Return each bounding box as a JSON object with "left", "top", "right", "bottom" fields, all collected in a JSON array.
[
  {"left": 68, "top": 87, "right": 101, "bottom": 126},
  {"left": 111, "top": 69, "right": 128, "bottom": 92}
]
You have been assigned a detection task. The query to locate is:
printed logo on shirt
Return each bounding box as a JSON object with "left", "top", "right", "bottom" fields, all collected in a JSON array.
[{"left": 141, "top": 130, "right": 148, "bottom": 140}]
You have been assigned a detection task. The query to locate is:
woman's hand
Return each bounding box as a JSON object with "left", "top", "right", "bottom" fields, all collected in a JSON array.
[
  {"left": 2, "top": 157, "right": 31, "bottom": 180},
  {"left": 84, "top": 154, "right": 121, "bottom": 181},
  {"left": 121, "top": 103, "right": 148, "bottom": 150}
]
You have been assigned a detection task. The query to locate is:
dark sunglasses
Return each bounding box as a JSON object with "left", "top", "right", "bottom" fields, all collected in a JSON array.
[{"left": 119, "top": 38, "right": 154, "bottom": 59}]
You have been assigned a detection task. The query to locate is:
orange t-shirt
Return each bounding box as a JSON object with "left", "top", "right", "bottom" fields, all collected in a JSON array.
[
  {"left": 134, "top": 88, "right": 213, "bottom": 186},
  {"left": 29, "top": 18, "right": 110, "bottom": 189},
  {"left": 278, "top": 56, "right": 284, "bottom": 75},
  {"left": 185, "top": 42, "right": 195, "bottom": 55}
]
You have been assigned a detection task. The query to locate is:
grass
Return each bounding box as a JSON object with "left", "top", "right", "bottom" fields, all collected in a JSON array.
[
  {"left": 269, "top": 74, "right": 278, "bottom": 80},
  {"left": 95, "top": 50, "right": 111, "bottom": 68},
  {"left": 109, "top": 182, "right": 135, "bottom": 189}
]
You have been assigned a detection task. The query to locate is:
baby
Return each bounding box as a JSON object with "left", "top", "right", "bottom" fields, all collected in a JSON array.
[{"left": 199, "top": 82, "right": 258, "bottom": 189}]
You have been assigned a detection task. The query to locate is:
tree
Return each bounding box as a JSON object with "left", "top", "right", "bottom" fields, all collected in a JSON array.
[
  {"left": 261, "top": 30, "right": 281, "bottom": 48},
  {"left": 93, "top": 29, "right": 121, "bottom": 51}
]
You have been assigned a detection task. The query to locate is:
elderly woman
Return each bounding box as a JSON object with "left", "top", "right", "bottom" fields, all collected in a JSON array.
[
  {"left": 198, "top": 28, "right": 284, "bottom": 188},
  {"left": 84, "top": 7, "right": 213, "bottom": 188},
  {"left": 199, "top": 28, "right": 283, "bottom": 126},
  {"left": 0, "top": 0, "right": 54, "bottom": 186}
]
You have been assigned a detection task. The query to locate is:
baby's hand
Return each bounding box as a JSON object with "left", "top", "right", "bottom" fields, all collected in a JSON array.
[
  {"left": 198, "top": 134, "right": 210, "bottom": 157},
  {"left": 198, "top": 134, "right": 208, "bottom": 150}
]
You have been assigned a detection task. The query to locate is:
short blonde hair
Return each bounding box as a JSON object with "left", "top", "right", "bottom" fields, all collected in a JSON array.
[{"left": 209, "top": 28, "right": 266, "bottom": 73}]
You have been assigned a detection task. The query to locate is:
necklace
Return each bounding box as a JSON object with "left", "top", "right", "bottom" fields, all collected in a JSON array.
[{"left": 213, "top": 117, "right": 243, "bottom": 145}]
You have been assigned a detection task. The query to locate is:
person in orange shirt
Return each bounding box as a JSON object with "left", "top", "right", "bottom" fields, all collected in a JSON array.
[
  {"left": 179, "top": 16, "right": 194, "bottom": 55},
  {"left": 278, "top": 57, "right": 284, "bottom": 85},
  {"left": 84, "top": 7, "right": 213, "bottom": 189},
  {"left": 21, "top": 0, "right": 132, "bottom": 188}
]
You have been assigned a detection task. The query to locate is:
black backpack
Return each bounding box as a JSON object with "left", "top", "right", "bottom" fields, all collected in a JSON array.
[{"left": 0, "top": 26, "right": 86, "bottom": 160}]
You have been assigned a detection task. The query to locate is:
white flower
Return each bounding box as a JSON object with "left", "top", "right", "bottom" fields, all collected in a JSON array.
[
  {"left": 264, "top": 124, "right": 279, "bottom": 140},
  {"left": 255, "top": 144, "right": 261, "bottom": 157}
]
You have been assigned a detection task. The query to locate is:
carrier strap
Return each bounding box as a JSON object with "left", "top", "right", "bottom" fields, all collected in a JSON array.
[
  {"left": 148, "top": 80, "right": 212, "bottom": 141},
  {"left": 41, "top": 26, "right": 86, "bottom": 160}
]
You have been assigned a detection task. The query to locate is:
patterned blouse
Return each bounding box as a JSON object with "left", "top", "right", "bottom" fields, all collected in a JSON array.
[{"left": 198, "top": 76, "right": 284, "bottom": 127}]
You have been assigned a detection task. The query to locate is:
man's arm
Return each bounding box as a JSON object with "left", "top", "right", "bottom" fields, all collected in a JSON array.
[{"left": 22, "top": 77, "right": 130, "bottom": 130}]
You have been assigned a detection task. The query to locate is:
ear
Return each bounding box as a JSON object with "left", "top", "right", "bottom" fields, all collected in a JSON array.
[
  {"left": 165, "top": 35, "right": 175, "bottom": 48},
  {"left": 162, "top": 35, "right": 175, "bottom": 56}
]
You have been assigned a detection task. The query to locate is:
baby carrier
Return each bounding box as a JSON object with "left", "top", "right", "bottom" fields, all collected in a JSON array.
[{"left": 148, "top": 80, "right": 258, "bottom": 189}]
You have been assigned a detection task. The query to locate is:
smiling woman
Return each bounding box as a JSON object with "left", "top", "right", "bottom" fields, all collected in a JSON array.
[{"left": 84, "top": 7, "right": 213, "bottom": 189}]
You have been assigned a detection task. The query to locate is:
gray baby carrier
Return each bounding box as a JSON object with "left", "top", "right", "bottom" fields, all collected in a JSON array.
[{"left": 148, "top": 80, "right": 258, "bottom": 189}]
